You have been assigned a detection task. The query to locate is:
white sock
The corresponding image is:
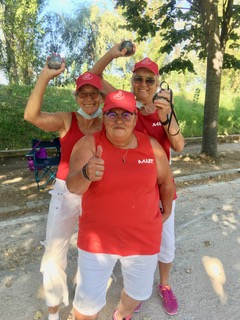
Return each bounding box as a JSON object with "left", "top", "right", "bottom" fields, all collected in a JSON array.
[{"left": 48, "top": 311, "right": 60, "bottom": 320}]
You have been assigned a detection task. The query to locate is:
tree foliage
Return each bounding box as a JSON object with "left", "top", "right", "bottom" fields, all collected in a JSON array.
[
  {"left": 0, "top": 0, "right": 46, "bottom": 85},
  {"left": 40, "top": 4, "right": 142, "bottom": 88},
  {"left": 115, "top": 0, "right": 240, "bottom": 157},
  {"left": 1, "top": 0, "right": 239, "bottom": 157},
  {"left": 39, "top": 6, "right": 97, "bottom": 85}
]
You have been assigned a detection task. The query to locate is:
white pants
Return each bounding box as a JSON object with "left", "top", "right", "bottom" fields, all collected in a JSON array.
[
  {"left": 158, "top": 200, "right": 176, "bottom": 263},
  {"left": 40, "top": 179, "right": 81, "bottom": 307},
  {"left": 73, "top": 249, "right": 158, "bottom": 315}
]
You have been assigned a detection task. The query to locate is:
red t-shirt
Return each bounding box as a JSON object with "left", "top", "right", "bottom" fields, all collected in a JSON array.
[
  {"left": 56, "top": 112, "right": 84, "bottom": 180},
  {"left": 135, "top": 111, "right": 177, "bottom": 200},
  {"left": 135, "top": 111, "right": 171, "bottom": 160},
  {"left": 78, "top": 130, "right": 162, "bottom": 256}
]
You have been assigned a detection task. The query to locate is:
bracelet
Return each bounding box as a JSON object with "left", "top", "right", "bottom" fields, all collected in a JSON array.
[
  {"left": 81, "top": 163, "right": 91, "bottom": 181},
  {"left": 160, "top": 114, "right": 170, "bottom": 126}
]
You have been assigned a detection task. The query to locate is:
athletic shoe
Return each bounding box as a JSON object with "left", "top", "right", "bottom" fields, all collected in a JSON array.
[
  {"left": 112, "top": 309, "right": 132, "bottom": 320},
  {"left": 158, "top": 284, "right": 178, "bottom": 315},
  {"left": 133, "top": 302, "right": 142, "bottom": 313}
]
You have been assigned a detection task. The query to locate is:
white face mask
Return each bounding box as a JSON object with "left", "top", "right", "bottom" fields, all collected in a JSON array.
[
  {"left": 136, "top": 100, "right": 145, "bottom": 109},
  {"left": 77, "top": 107, "right": 102, "bottom": 120},
  {"left": 135, "top": 100, "right": 155, "bottom": 114}
]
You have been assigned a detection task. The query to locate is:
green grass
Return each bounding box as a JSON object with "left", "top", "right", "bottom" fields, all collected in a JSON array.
[
  {"left": 0, "top": 84, "right": 239, "bottom": 150},
  {"left": 0, "top": 84, "right": 76, "bottom": 150},
  {"left": 174, "top": 90, "right": 240, "bottom": 138}
]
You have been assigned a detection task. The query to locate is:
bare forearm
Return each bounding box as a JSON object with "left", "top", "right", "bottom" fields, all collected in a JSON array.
[
  {"left": 24, "top": 72, "right": 50, "bottom": 123},
  {"left": 163, "top": 119, "right": 185, "bottom": 152},
  {"left": 159, "top": 183, "right": 174, "bottom": 223},
  {"left": 24, "top": 62, "right": 65, "bottom": 124},
  {"left": 67, "top": 169, "right": 91, "bottom": 195},
  {"left": 90, "top": 42, "right": 134, "bottom": 76},
  {"left": 90, "top": 51, "right": 115, "bottom": 75}
]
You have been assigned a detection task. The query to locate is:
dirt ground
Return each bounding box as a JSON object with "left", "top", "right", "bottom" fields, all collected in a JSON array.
[
  {"left": 0, "top": 138, "right": 240, "bottom": 221},
  {"left": 171, "top": 138, "right": 240, "bottom": 188}
]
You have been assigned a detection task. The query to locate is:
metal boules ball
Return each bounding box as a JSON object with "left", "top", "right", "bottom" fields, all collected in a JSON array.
[
  {"left": 47, "top": 54, "right": 62, "bottom": 70},
  {"left": 119, "top": 40, "right": 133, "bottom": 56}
]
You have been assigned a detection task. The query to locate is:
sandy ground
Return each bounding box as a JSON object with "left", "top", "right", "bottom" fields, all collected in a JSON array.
[{"left": 0, "top": 139, "right": 240, "bottom": 320}]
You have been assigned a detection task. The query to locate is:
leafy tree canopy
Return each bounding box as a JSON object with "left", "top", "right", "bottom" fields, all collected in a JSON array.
[{"left": 115, "top": 0, "right": 240, "bottom": 75}]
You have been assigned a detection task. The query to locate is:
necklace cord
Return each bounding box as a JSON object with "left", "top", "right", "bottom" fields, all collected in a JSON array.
[
  {"left": 107, "top": 134, "right": 135, "bottom": 163},
  {"left": 112, "top": 146, "right": 129, "bottom": 163}
]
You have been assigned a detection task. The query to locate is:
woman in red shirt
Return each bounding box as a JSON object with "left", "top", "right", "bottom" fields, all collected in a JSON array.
[
  {"left": 67, "top": 90, "right": 174, "bottom": 320},
  {"left": 24, "top": 62, "right": 103, "bottom": 320}
]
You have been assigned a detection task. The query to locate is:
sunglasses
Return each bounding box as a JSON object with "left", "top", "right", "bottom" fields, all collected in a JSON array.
[
  {"left": 77, "top": 91, "right": 100, "bottom": 99},
  {"left": 104, "top": 111, "right": 136, "bottom": 123},
  {"left": 133, "top": 75, "right": 156, "bottom": 86}
]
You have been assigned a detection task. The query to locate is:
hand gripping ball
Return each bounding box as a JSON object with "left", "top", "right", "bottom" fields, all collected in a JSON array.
[{"left": 48, "top": 54, "right": 62, "bottom": 70}]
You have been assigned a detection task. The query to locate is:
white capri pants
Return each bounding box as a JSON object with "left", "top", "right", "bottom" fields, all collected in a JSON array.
[
  {"left": 40, "top": 178, "right": 81, "bottom": 307},
  {"left": 158, "top": 200, "right": 176, "bottom": 263},
  {"left": 73, "top": 249, "right": 158, "bottom": 316}
]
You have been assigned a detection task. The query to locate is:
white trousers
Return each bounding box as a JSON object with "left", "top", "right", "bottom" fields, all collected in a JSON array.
[
  {"left": 73, "top": 250, "right": 158, "bottom": 315},
  {"left": 40, "top": 179, "right": 81, "bottom": 307},
  {"left": 158, "top": 200, "right": 176, "bottom": 263}
]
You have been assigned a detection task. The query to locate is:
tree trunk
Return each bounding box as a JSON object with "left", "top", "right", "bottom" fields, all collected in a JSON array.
[
  {"left": 201, "top": 49, "right": 222, "bottom": 158},
  {"left": 200, "top": 0, "right": 223, "bottom": 158}
]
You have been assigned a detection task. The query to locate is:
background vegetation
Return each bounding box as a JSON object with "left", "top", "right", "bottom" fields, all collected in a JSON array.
[
  {"left": 0, "top": 1, "right": 239, "bottom": 154},
  {"left": 0, "top": 83, "right": 239, "bottom": 150}
]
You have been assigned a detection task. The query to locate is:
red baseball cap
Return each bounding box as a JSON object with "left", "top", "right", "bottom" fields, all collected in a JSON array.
[
  {"left": 103, "top": 90, "right": 137, "bottom": 113},
  {"left": 75, "top": 72, "right": 102, "bottom": 91},
  {"left": 132, "top": 57, "right": 159, "bottom": 75}
]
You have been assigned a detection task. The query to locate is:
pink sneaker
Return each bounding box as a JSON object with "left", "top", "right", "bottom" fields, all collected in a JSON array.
[
  {"left": 158, "top": 284, "right": 178, "bottom": 315},
  {"left": 112, "top": 309, "right": 132, "bottom": 320},
  {"left": 133, "top": 302, "right": 142, "bottom": 313}
]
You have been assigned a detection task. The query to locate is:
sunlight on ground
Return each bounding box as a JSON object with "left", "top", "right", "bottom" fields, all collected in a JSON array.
[
  {"left": 107, "top": 277, "right": 113, "bottom": 290},
  {"left": 1, "top": 177, "right": 22, "bottom": 184},
  {"left": 212, "top": 207, "right": 238, "bottom": 233},
  {"left": 183, "top": 156, "right": 191, "bottom": 162},
  {"left": 202, "top": 256, "right": 227, "bottom": 304},
  {"left": 173, "top": 169, "right": 182, "bottom": 174},
  {"left": 20, "top": 182, "right": 39, "bottom": 190},
  {"left": 222, "top": 212, "right": 238, "bottom": 230},
  {"left": 37, "top": 284, "right": 45, "bottom": 300}
]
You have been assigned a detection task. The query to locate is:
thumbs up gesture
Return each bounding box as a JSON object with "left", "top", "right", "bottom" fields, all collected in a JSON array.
[{"left": 86, "top": 145, "right": 104, "bottom": 181}]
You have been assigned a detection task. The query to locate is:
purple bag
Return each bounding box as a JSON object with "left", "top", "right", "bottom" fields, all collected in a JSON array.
[
  {"left": 36, "top": 147, "right": 47, "bottom": 159},
  {"left": 27, "top": 143, "right": 48, "bottom": 171}
]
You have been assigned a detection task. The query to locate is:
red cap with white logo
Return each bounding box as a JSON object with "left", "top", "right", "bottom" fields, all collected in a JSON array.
[
  {"left": 132, "top": 57, "right": 159, "bottom": 75},
  {"left": 103, "top": 90, "right": 137, "bottom": 113},
  {"left": 75, "top": 72, "right": 102, "bottom": 91}
]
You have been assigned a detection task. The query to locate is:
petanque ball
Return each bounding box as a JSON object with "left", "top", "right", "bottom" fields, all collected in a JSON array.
[
  {"left": 119, "top": 41, "right": 133, "bottom": 56},
  {"left": 48, "top": 55, "right": 62, "bottom": 70}
]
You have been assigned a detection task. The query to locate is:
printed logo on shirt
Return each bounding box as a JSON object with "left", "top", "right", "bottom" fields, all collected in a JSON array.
[
  {"left": 138, "top": 159, "right": 154, "bottom": 164},
  {"left": 152, "top": 122, "right": 162, "bottom": 127}
]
